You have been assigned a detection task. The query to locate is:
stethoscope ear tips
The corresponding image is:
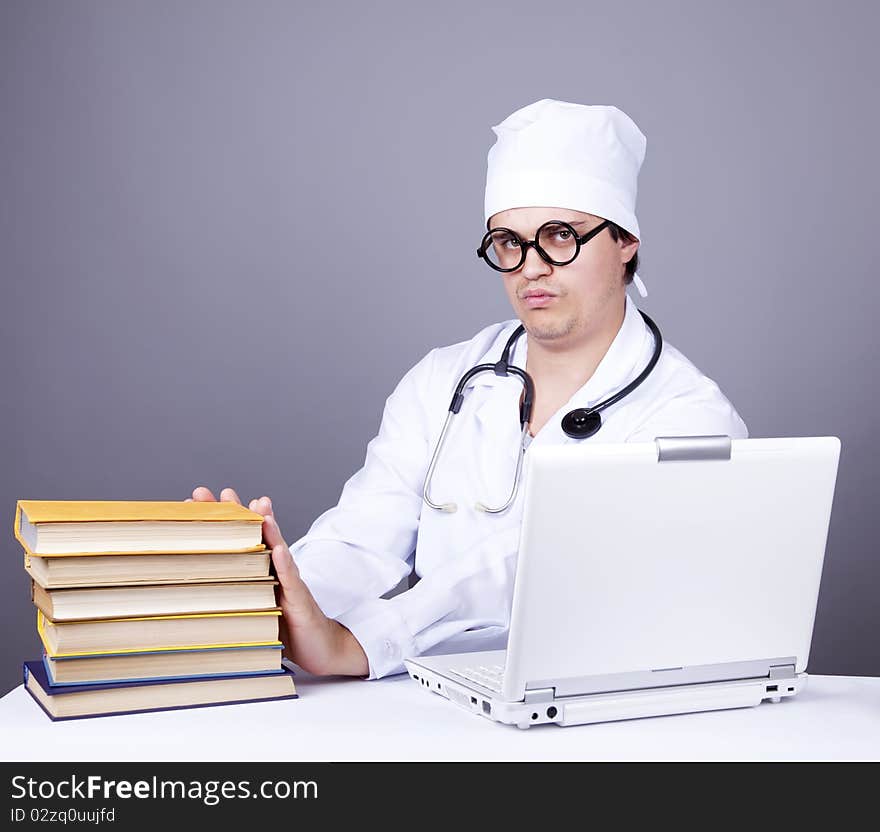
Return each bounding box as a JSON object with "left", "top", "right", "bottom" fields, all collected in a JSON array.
[{"left": 561, "top": 409, "right": 602, "bottom": 439}]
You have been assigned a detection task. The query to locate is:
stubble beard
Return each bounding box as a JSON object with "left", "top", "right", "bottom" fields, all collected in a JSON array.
[
  {"left": 524, "top": 312, "right": 579, "bottom": 342},
  {"left": 522, "top": 276, "right": 620, "bottom": 344}
]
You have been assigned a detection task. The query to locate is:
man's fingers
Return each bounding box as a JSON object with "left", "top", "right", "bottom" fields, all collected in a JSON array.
[
  {"left": 266, "top": 521, "right": 308, "bottom": 604},
  {"left": 270, "top": 542, "right": 299, "bottom": 585},
  {"left": 249, "top": 495, "right": 274, "bottom": 517},
  {"left": 220, "top": 488, "right": 242, "bottom": 505},
  {"left": 270, "top": 542, "right": 320, "bottom": 619},
  {"left": 192, "top": 487, "right": 217, "bottom": 502},
  {"left": 271, "top": 548, "right": 295, "bottom": 661},
  {"left": 263, "top": 514, "right": 286, "bottom": 549}
]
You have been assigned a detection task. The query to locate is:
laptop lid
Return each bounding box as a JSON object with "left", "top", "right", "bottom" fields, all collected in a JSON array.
[{"left": 501, "top": 436, "right": 841, "bottom": 702}]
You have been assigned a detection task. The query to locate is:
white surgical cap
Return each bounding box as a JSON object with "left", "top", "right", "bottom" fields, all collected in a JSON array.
[{"left": 484, "top": 98, "right": 649, "bottom": 297}]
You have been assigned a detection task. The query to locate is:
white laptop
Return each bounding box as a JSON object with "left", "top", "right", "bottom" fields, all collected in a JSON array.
[{"left": 404, "top": 435, "right": 841, "bottom": 729}]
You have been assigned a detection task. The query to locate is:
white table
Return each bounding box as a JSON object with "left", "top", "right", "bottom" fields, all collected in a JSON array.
[{"left": 1, "top": 673, "right": 878, "bottom": 762}]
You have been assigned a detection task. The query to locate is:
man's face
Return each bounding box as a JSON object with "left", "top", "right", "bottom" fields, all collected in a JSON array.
[{"left": 487, "top": 206, "right": 639, "bottom": 345}]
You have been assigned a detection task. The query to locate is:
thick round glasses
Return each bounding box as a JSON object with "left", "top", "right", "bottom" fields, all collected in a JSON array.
[{"left": 477, "top": 219, "right": 611, "bottom": 272}]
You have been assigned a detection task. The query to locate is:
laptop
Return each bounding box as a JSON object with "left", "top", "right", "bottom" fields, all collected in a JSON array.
[{"left": 404, "top": 435, "right": 841, "bottom": 728}]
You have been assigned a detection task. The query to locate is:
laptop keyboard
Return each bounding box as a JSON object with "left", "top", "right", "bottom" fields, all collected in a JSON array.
[{"left": 448, "top": 664, "right": 505, "bottom": 693}]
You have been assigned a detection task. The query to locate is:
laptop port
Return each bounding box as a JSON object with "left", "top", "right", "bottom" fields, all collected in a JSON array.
[
  {"left": 482, "top": 700, "right": 491, "bottom": 714},
  {"left": 767, "top": 685, "right": 778, "bottom": 692},
  {"left": 547, "top": 706, "right": 558, "bottom": 719},
  {"left": 470, "top": 696, "right": 477, "bottom": 705}
]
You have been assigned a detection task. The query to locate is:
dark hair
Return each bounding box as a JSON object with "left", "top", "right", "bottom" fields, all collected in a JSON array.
[{"left": 607, "top": 222, "right": 639, "bottom": 284}]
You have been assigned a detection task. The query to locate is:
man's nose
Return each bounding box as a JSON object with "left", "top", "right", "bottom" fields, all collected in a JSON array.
[{"left": 521, "top": 244, "right": 552, "bottom": 279}]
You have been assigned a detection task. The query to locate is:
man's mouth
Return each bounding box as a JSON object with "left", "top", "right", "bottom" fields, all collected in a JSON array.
[{"left": 521, "top": 289, "right": 557, "bottom": 308}]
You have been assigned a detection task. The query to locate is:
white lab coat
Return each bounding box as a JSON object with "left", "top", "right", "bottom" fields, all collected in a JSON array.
[{"left": 289, "top": 294, "right": 748, "bottom": 678}]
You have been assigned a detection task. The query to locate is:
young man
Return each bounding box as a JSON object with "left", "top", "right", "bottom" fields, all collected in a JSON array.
[{"left": 190, "top": 100, "right": 747, "bottom": 680}]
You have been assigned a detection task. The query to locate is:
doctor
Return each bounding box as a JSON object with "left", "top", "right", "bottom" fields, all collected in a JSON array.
[{"left": 189, "top": 99, "right": 748, "bottom": 679}]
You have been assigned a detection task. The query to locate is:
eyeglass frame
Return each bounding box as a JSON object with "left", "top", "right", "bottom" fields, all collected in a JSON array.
[{"left": 476, "top": 218, "right": 612, "bottom": 272}]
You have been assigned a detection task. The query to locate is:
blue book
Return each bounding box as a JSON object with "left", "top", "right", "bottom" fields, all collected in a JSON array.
[
  {"left": 43, "top": 643, "right": 285, "bottom": 686},
  {"left": 23, "top": 659, "right": 298, "bottom": 721}
]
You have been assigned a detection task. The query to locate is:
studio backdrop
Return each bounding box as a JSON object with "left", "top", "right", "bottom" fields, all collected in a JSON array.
[{"left": 1, "top": 0, "right": 877, "bottom": 696}]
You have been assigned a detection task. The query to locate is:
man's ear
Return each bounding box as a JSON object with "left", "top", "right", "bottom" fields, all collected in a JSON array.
[{"left": 619, "top": 235, "right": 639, "bottom": 264}]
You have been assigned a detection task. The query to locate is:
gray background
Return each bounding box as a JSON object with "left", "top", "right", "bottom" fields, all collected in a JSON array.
[{"left": 1, "top": 0, "right": 877, "bottom": 697}]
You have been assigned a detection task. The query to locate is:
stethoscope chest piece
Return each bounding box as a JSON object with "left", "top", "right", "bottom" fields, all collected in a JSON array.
[{"left": 561, "top": 408, "right": 602, "bottom": 439}]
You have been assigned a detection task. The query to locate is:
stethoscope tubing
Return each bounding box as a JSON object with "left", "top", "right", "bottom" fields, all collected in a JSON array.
[{"left": 422, "top": 310, "right": 663, "bottom": 514}]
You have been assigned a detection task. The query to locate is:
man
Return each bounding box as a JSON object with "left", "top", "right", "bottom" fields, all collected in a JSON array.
[{"left": 190, "top": 99, "right": 747, "bottom": 680}]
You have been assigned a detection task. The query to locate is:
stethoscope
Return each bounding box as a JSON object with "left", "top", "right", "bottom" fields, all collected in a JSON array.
[{"left": 422, "top": 310, "right": 663, "bottom": 515}]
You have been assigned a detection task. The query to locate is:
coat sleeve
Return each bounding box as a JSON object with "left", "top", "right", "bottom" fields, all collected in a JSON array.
[
  {"left": 288, "top": 349, "right": 438, "bottom": 651},
  {"left": 333, "top": 521, "right": 522, "bottom": 680}
]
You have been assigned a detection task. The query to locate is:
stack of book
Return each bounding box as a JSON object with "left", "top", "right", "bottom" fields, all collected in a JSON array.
[{"left": 14, "top": 499, "right": 297, "bottom": 720}]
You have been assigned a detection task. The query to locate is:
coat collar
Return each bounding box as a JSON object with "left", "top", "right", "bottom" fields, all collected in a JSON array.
[{"left": 469, "top": 294, "right": 655, "bottom": 444}]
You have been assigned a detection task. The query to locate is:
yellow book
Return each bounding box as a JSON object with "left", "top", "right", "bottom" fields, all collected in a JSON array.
[
  {"left": 37, "top": 609, "right": 283, "bottom": 658},
  {"left": 14, "top": 500, "right": 266, "bottom": 559}
]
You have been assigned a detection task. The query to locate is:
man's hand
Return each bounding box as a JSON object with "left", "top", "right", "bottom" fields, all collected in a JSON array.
[{"left": 187, "top": 486, "right": 369, "bottom": 677}]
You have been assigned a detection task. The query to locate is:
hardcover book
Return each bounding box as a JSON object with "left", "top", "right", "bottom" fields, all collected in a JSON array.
[
  {"left": 32, "top": 579, "right": 279, "bottom": 621},
  {"left": 24, "top": 660, "right": 298, "bottom": 720},
  {"left": 37, "top": 609, "right": 282, "bottom": 657},
  {"left": 15, "top": 500, "right": 265, "bottom": 556},
  {"left": 25, "top": 550, "right": 272, "bottom": 589},
  {"left": 43, "top": 644, "right": 285, "bottom": 686}
]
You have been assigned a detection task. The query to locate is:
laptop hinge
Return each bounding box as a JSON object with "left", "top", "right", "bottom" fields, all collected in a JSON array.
[
  {"left": 523, "top": 687, "right": 555, "bottom": 704},
  {"left": 769, "top": 663, "right": 797, "bottom": 680},
  {"left": 656, "top": 435, "right": 732, "bottom": 461}
]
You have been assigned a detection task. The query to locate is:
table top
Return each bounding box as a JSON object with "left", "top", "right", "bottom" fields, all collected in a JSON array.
[{"left": 1, "top": 672, "right": 878, "bottom": 762}]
